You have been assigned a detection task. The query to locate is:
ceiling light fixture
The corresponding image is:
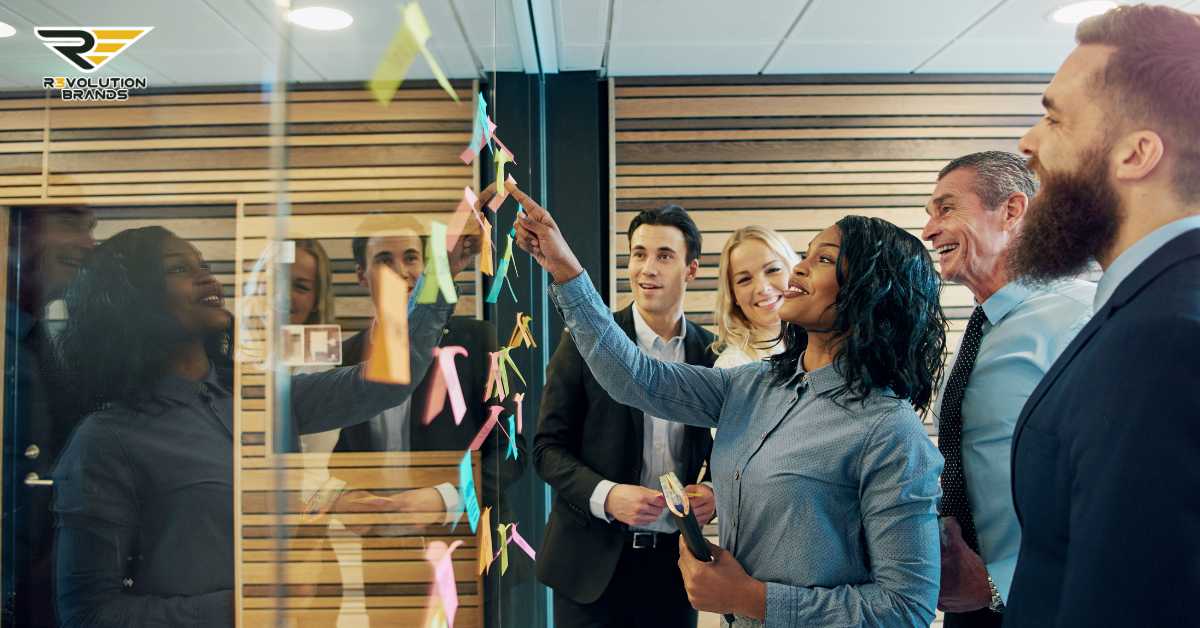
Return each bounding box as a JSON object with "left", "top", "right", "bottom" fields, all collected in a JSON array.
[
  {"left": 287, "top": 7, "right": 353, "bottom": 31},
  {"left": 0, "top": 21, "right": 16, "bottom": 38},
  {"left": 1049, "top": 1, "right": 1118, "bottom": 24}
]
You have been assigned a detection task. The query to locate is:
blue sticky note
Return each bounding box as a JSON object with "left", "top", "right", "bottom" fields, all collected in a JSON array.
[
  {"left": 459, "top": 452, "right": 480, "bottom": 533},
  {"left": 506, "top": 415, "right": 518, "bottom": 460}
]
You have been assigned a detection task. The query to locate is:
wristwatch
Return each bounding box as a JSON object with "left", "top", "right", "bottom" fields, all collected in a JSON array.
[{"left": 987, "top": 576, "right": 1005, "bottom": 613}]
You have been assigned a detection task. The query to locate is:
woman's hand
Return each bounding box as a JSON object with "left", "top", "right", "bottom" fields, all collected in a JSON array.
[
  {"left": 678, "top": 537, "right": 766, "bottom": 620},
  {"left": 506, "top": 180, "right": 585, "bottom": 284}
]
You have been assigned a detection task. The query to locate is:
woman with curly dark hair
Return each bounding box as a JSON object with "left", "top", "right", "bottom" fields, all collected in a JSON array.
[
  {"left": 51, "top": 226, "right": 460, "bottom": 627},
  {"left": 511, "top": 182, "right": 946, "bottom": 628}
]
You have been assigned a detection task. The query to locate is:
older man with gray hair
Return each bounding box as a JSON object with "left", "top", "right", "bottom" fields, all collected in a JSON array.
[{"left": 921, "top": 151, "right": 1094, "bottom": 628}]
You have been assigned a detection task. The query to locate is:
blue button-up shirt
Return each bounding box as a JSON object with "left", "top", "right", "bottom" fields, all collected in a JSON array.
[
  {"left": 934, "top": 279, "right": 1094, "bottom": 601},
  {"left": 551, "top": 271, "right": 943, "bottom": 628},
  {"left": 1094, "top": 214, "right": 1200, "bottom": 314}
]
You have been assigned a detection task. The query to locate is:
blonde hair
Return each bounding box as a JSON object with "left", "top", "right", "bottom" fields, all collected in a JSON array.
[
  {"left": 294, "top": 239, "right": 337, "bottom": 325},
  {"left": 710, "top": 226, "right": 799, "bottom": 358}
]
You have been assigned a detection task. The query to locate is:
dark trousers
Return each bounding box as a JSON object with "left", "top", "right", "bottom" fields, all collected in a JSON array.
[
  {"left": 554, "top": 532, "right": 696, "bottom": 628},
  {"left": 945, "top": 608, "right": 1004, "bottom": 628}
]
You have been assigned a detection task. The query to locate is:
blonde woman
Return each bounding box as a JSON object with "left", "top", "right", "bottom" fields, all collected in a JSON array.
[
  {"left": 711, "top": 226, "right": 800, "bottom": 369},
  {"left": 290, "top": 238, "right": 336, "bottom": 326}
]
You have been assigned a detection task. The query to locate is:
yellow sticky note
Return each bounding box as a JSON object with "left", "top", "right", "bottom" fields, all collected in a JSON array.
[
  {"left": 479, "top": 215, "right": 494, "bottom": 276},
  {"left": 417, "top": 221, "right": 458, "bottom": 304},
  {"left": 369, "top": 3, "right": 459, "bottom": 105},
  {"left": 365, "top": 266, "right": 410, "bottom": 384},
  {"left": 496, "top": 523, "right": 510, "bottom": 576},
  {"left": 478, "top": 506, "right": 494, "bottom": 575}
]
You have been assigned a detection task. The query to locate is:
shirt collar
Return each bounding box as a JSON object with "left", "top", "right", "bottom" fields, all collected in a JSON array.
[
  {"left": 979, "top": 281, "right": 1034, "bottom": 326},
  {"left": 1094, "top": 214, "right": 1200, "bottom": 313},
  {"left": 154, "top": 363, "right": 227, "bottom": 405},
  {"left": 787, "top": 354, "right": 845, "bottom": 396},
  {"left": 631, "top": 305, "right": 686, "bottom": 348}
]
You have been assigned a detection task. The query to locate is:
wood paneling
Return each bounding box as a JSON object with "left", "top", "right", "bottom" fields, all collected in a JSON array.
[{"left": 612, "top": 77, "right": 1048, "bottom": 433}]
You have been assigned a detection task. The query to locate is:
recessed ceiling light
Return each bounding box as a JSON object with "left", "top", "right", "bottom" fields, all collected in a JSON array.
[
  {"left": 287, "top": 6, "right": 353, "bottom": 31},
  {"left": 0, "top": 21, "right": 16, "bottom": 38},
  {"left": 1049, "top": 1, "right": 1118, "bottom": 25}
]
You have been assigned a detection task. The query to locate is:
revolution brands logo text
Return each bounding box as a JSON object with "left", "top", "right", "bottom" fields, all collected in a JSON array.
[{"left": 37, "top": 27, "right": 153, "bottom": 101}]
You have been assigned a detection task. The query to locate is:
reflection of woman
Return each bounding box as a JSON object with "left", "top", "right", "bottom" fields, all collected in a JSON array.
[
  {"left": 711, "top": 226, "right": 800, "bottom": 369},
  {"left": 513, "top": 182, "right": 946, "bottom": 627},
  {"left": 52, "top": 227, "right": 454, "bottom": 627},
  {"left": 289, "top": 238, "right": 336, "bottom": 326}
]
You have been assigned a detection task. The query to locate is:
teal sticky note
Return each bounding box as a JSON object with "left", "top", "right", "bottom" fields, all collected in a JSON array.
[
  {"left": 506, "top": 415, "right": 518, "bottom": 460},
  {"left": 459, "top": 452, "right": 480, "bottom": 533},
  {"left": 486, "top": 254, "right": 511, "bottom": 304}
]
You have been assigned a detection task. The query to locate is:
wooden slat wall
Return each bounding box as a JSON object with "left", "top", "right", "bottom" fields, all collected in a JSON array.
[
  {"left": 0, "top": 83, "right": 486, "bottom": 627},
  {"left": 612, "top": 77, "right": 1047, "bottom": 432}
]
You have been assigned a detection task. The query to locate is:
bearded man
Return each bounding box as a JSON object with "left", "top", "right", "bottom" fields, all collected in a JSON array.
[{"left": 1005, "top": 5, "right": 1200, "bottom": 627}]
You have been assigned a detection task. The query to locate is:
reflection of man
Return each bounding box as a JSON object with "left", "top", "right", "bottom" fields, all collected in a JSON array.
[
  {"left": 335, "top": 233, "right": 526, "bottom": 513},
  {"left": 535, "top": 205, "right": 716, "bottom": 627},
  {"left": 333, "top": 232, "right": 527, "bottom": 627},
  {"left": 921, "top": 152, "right": 1093, "bottom": 627},
  {"left": 2, "top": 206, "right": 97, "bottom": 627},
  {"left": 1004, "top": 6, "right": 1200, "bottom": 627}
]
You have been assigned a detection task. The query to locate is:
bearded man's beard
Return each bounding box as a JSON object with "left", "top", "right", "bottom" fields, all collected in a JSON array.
[{"left": 1009, "top": 147, "right": 1123, "bottom": 284}]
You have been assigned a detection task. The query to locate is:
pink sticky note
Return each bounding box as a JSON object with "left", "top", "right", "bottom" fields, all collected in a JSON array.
[
  {"left": 446, "top": 187, "right": 478, "bottom": 251},
  {"left": 425, "top": 540, "right": 464, "bottom": 627},
  {"left": 509, "top": 523, "right": 537, "bottom": 560},
  {"left": 423, "top": 346, "right": 469, "bottom": 426},
  {"left": 468, "top": 405, "right": 504, "bottom": 451},
  {"left": 513, "top": 392, "right": 525, "bottom": 434}
]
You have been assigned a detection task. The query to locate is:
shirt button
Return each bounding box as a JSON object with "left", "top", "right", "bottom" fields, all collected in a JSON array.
[{"left": 733, "top": 470, "right": 740, "bottom": 481}]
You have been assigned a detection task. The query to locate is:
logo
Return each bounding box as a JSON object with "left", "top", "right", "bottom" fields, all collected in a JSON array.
[
  {"left": 35, "top": 27, "right": 152, "bottom": 72},
  {"left": 36, "top": 27, "right": 152, "bottom": 101}
]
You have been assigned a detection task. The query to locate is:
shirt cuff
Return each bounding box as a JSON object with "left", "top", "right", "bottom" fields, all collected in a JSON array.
[
  {"left": 589, "top": 479, "right": 617, "bottom": 521},
  {"left": 986, "top": 555, "right": 1018, "bottom": 603},
  {"left": 548, "top": 270, "right": 594, "bottom": 309},
  {"left": 434, "top": 482, "right": 461, "bottom": 525}
]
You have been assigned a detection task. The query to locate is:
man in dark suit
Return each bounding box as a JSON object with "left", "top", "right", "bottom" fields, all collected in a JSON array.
[
  {"left": 1005, "top": 5, "right": 1200, "bottom": 626},
  {"left": 535, "top": 205, "right": 716, "bottom": 628},
  {"left": 3, "top": 206, "right": 96, "bottom": 627}
]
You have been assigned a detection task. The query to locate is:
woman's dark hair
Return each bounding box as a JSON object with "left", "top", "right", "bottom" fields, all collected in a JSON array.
[
  {"left": 57, "top": 226, "right": 231, "bottom": 415},
  {"left": 770, "top": 215, "right": 947, "bottom": 412}
]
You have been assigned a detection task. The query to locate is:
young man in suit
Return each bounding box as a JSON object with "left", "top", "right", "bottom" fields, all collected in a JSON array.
[
  {"left": 534, "top": 205, "right": 717, "bottom": 628},
  {"left": 1005, "top": 5, "right": 1200, "bottom": 626}
]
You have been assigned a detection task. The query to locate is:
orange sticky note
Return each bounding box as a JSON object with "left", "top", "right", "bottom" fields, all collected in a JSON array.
[
  {"left": 506, "top": 312, "right": 537, "bottom": 349},
  {"left": 364, "top": 265, "right": 410, "bottom": 384}
]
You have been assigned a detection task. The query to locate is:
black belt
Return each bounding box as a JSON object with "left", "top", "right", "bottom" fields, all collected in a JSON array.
[{"left": 627, "top": 530, "right": 676, "bottom": 549}]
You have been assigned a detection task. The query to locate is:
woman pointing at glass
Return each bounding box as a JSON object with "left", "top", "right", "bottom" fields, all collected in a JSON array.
[{"left": 510, "top": 181, "right": 946, "bottom": 628}]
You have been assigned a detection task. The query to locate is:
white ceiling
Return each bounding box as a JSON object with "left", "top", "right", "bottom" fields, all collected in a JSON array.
[{"left": 0, "top": 0, "right": 1195, "bottom": 89}]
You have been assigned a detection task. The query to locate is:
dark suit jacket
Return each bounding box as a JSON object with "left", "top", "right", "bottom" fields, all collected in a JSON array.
[
  {"left": 334, "top": 317, "right": 527, "bottom": 512},
  {"left": 533, "top": 305, "right": 716, "bottom": 604},
  {"left": 1005, "top": 228, "right": 1200, "bottom": 627}
]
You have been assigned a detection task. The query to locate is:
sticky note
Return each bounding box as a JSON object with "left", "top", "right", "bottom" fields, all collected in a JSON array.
[
  {"left": 468, "top": 405, "right": 504, "bottom": 451},
  {"left": 458, "top": 452, "right": 480, "bottom": 533},
  {"left": 422, "top": 346, "right": 469, "bottom": 426},
  {"left": 496, "top": 523, "right": 510, "bottom": 576},
  {"left": 485, "top": 235, "right": 516, "bottom": 304},
  {"left": 364, "top": 266, "right": 411, "bottom": 384},
  {"left": 424, "top": 539, "right": 464, "bottom": 628},
  {"left": 416, "top": 221, "right": 458, "bottom": 304},
  {"left": 506, "top": 415, "right": 518, "bottom": 460},
  {"left": 478, "top": 507, "right": 494, "bottom": 575},
  {"left": 506, "top": 313, "right": 537, "bottom": 349},
  {"left": 489, "top": 153, "right": 515, "bottom": 211},
  {"left": 478, "top": 214, "right": 494, "bottom": 276},
  {"left": 513, "top": 392, "right": 525, "bottom": 433},
  {"left": 369, "top": 3, "right": 459, "bottom": 105},
  {"left": 509, "top": 522, "right": 537, "bottom": 560},
  {"left": 445, "top": 187, "right": 478, "bottom": 252},
  {"left": 484, "top": 351, "right": 503, "bottom": 402},
  {"left": 461, "top": 96, "right": 497, "bottom": 165}
]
